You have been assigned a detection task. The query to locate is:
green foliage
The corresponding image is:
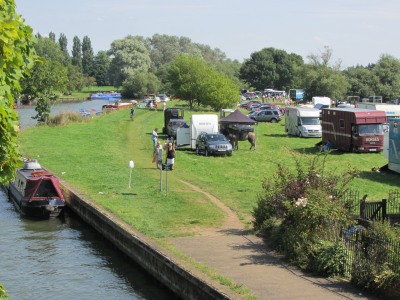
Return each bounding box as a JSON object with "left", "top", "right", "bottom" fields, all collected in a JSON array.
[
  {"left": 0, "top": 283, "right": 8, "bottom": 299},
  {"left": 239, "top": 47, "right": 304, "bottom": 91},
  {"left": 122, "top": 71, "right": 161, "bottom": 99},
  {"left": 107, "top": 35, "right": 151, "bottom": 86},
  {"left": 168, "top": 55, "right": 239, "bottom": 110},
  {"left": 312, "top": 240, "right": 348, "bottom": 276},
  {"left": 82, "top": 35, "right": 94, "bottom": 76},
  {"left": 0, "top": 0, "right": 36, "bottom": 184},
  {"left": 253, "top": 153, "right": 358, "bottom": 267},
  {"left": 351, "top": 222, "right": 400, "bottom": 292}
]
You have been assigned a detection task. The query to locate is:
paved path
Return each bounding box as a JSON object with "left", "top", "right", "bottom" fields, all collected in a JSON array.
[{"left": 166, "top": 180, "right": 378, "bottom": 300}]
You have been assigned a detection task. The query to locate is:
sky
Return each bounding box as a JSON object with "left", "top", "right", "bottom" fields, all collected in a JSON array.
[{"left": 15, "top": 0, "right": 400, "bottom": 68}]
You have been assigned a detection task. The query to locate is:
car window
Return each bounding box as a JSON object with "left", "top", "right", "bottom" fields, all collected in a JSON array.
[
  {"left": 273, "top": 111, "right": 278, "bottom": 115},
  {"left": 266, "top": 111, "right": 272, "bottom": 115}
]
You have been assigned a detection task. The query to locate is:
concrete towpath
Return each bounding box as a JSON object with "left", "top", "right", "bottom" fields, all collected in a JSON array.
[{"left": 166, "top": 180, "right": 378, "bottom": 300}]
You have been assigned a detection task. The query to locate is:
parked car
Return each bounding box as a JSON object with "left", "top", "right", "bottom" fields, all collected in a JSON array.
[
  {"left": 249, "top": 109, "right": 282, "bottom": 123},
  {"left": 195, "top": 132, "right": 233, "bottom": 156},
  {"left": 166, "top": 119, "right": 189, "bottom": 139},
  {"left": 245, "top": 100, "right": 261, "bottom": 109}
]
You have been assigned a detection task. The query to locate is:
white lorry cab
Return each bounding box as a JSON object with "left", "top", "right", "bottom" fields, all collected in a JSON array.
[
  {"left": 285, "top": 107, "right": 322, "bottom": 138},
  {"left": 176, "top": 114, "right": 219, "bottom": 149}
]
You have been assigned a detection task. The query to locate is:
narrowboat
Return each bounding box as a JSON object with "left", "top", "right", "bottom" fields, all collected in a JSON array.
[{"left": 6, "top": 159, "right": 65, "bottom": 218}]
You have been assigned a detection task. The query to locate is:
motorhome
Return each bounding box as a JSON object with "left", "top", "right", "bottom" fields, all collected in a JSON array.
[
  {"left": 176, "top": 114, "right": 219, "bottom": 149},
  {"left": 285, "top": 107, "right": 322, "bottom": 137},
  {"left": 321, "top": 108, "right": 386, "bottom": 152}
]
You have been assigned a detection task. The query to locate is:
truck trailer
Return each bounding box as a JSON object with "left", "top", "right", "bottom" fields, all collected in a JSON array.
[
  {"left": 176, "top": 114, "right": 219, "bottom": 149},
  {"left": 321, "top": 108, "right": 387, "bottom": 152},
  {"left": 285, "top": 107, "right": 322, "bottom": 137}
]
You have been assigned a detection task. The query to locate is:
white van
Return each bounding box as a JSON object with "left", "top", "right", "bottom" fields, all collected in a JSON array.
[{"left": 285, "top": 107, "right": 322, "bottom": 137}]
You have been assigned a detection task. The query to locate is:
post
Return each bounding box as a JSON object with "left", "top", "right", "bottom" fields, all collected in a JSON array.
[
  {"left": 160, "top": 167, "right": 162, "bottom": 192},
  {"left": 128, "top": 160, "right": 134, "bottom": 188}
]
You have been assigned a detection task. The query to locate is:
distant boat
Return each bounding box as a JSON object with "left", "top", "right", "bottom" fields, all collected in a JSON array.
[
  {"left": 5, "top": 159, "right": 65, "bottom": 219},
  {"left": 90, "top": 92, "right": 121, "bottom": 100}
]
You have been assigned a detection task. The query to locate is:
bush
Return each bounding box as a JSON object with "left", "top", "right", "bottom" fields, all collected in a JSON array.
[
  {"left": 312, "top": 240, "right": 348, "bottom": 277},
  {"left": 252, "top": 152, "right": 358, "bottom": 269},
  {"left": 0, "top": 283, "right": 8, "bottom": 299},
  {"left": 351, "top": 221, "right": 400, "bottom": 293}
]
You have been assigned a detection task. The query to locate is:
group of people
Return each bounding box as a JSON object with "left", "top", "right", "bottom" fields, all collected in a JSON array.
[{"left": 152, "top": 128, "right": 176, "bottom": 170}]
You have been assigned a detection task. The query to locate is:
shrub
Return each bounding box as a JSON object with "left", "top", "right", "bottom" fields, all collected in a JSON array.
[
  {"left": 252, "top": 152, "right": 358, "bottom": 269},
  {"left": 312, "top": 240, "right": 348, "bottom": 277},
  {"left": 351, "top": 221, "right": 400, "bottom": 293},
  {"left": 0, "top": 283, "right": 8, "bottom": 299}
]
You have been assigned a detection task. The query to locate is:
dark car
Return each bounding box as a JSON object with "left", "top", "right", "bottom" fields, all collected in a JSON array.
[
  {"left": 195, "top": 132, "right": 233, "bottom": 156},
  {"left": 249, "top": 109, "right": 282, "bottom": 123},
  {"left": 166, "top": 119, "right": 189, "bottom": 139}
]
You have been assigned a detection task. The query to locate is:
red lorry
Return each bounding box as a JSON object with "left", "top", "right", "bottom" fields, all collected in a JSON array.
[{"left": 321, "top": 108, "right": 386, "bottom": 152}]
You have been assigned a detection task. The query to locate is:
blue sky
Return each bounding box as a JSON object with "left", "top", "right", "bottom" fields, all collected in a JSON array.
[{"left": 15, "top": 0, "right": 400, "bottom": 68}]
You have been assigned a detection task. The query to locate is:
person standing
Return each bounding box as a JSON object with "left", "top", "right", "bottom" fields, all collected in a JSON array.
[
  {"left": 152, "top": 128, "right": 158, "bottom": 146},
  {"left": 153, "top": 141, "right": 163, "bottom": 169},
  {"left": 166, "top": 143, "right": 176, "bottom": 170},
  {"left": 162, "top": 101, "right": 166, "bottom": 112}
]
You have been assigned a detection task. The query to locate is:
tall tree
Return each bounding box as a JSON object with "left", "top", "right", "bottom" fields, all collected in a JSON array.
[
  {"left": 168, "top": 55, "right": 238, "bottom": 110},
  {"left": 373, "top": 54, "right": 400, "bottom": 101},
  {"left": 58, "top": 33, "right": 69, "bottom": 59},
  {"left": 239, "top": 47, "right": 304, "bottom": 91},
  {"left": 299, "top": 47, "right": 349, "bottom": 100},
  {"left": 71, "top": 36, "right": 82, "bottom": 71},
  {"left": 108, "top": 35, "right": 151, "bottom": 87},
  {"left": 0, "top": 0, "right": 37, "bottom": 183},
  {"left": 82, "top": 35, "right": 94, "bottom": 76},
  {"left": 92, "top": 50, "right": 111, "bottom": 86},
  {"left": 48, "top": 31, "right": 55, "bottom": 42}
]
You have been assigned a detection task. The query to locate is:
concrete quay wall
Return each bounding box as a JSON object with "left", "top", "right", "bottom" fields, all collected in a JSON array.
[{"left": 60, "top": 181, "right": 238, "bottom": 300}]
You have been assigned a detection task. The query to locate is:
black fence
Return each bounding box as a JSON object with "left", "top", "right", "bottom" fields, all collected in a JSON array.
[
  {"left": 341, "top": 229, "right": 400, "bottom": 277},
  {"left": 388, "top": 190, "right": 400, "bottom": 214}
]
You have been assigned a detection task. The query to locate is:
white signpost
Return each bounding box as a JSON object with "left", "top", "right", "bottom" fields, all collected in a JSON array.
[{"left": 128, "top": 160, "right": 134, "bottom": 188}]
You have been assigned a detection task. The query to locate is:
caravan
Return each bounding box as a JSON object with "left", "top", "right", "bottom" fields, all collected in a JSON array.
[
  {"left": 285, "top": 107, "right": 322, "bottom": 138},
  {"left": 176, "top": 114, "right": 219, "bottom": 149}
]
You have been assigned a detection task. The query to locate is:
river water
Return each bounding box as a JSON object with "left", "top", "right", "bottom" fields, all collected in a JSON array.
[{"left": 0, "top": 101, "right": 176, "bottom": 299}]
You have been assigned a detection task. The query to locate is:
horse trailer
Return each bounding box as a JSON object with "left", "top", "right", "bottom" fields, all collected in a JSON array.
[{"left": 321, "top": 108, "right": 386, "bottom": 152}]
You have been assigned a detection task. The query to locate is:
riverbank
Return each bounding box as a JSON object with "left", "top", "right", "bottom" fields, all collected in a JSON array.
[{"left": 18, "top": 104, "right": 395, "bottom": 298}]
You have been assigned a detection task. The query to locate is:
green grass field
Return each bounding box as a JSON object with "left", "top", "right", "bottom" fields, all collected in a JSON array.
[{"left": 18, "top": 103, "right": 399, "bottom": 238}]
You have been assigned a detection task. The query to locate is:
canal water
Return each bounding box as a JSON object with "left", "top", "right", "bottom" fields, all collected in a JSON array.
[{"left": 0, "top": 101, "right": 177, "bottom": 299}]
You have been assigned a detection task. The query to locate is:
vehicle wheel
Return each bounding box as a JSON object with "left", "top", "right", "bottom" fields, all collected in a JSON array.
[
  {"left": 271, "top": 118, "right": 277, "bottom": 123},
  {"left": 205, "top": 148, "right": 209, "bottom": 157},
  {"left": 227, "top": 151, "right": 232, "bottom": 157}
]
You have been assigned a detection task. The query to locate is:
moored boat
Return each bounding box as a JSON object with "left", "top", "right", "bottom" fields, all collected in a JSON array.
[
  {"left": 5, "top": 159, "right": 65, "bottom": 218},
  {"left": 90, "top": 92, "right": 121, "bottom": 100}
]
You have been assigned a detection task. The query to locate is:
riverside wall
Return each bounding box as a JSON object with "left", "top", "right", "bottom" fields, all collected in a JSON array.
[{"left": 60, "top": 181, "right": 238, "bottom": 300}]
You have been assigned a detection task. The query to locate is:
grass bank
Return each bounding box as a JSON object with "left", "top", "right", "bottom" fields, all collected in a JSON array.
[{"left": 19, "top": 104, "right": 399, "bottom": 238}]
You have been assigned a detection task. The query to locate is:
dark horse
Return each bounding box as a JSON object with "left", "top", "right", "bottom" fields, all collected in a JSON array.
[{"left": 227, "top": 133, "right": 238, "bottom": 150}]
